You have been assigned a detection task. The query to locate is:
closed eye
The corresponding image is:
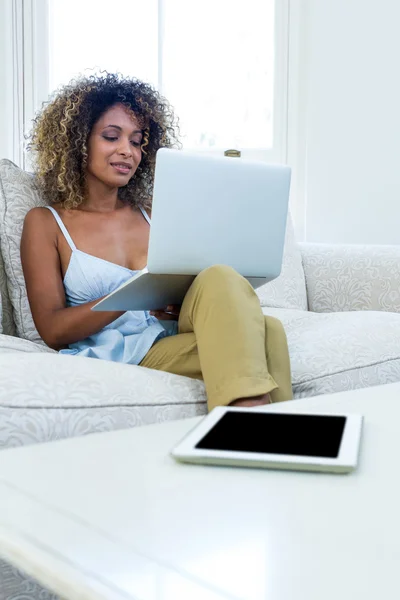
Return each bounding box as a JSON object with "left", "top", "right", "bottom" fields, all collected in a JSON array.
[{"left": 102, "top": 136, "right": 141, "bottom": 147}]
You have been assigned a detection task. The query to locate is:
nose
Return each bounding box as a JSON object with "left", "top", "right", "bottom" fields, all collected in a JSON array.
[{"left": 117, "top": 137, "right": 132, "bottom": 157}]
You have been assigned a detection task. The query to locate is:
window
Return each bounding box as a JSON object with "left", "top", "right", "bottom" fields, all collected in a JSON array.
[
  {"left": 162, "top": 0, "right": 276, "bottom": 155},
  {"left": 48, "top": 1, "right": 159, "bottom": 92},
  {"left": 48, "top": 0, "right": 287, "bottom": 162},
  {"left": 4, "top": 0, "right": 288, "bottom": 165}
]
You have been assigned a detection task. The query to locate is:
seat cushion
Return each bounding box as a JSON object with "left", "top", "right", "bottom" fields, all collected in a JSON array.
[
  {"left": 264, "top": 307, "right": 400, "bottom": 397},
  {"left": 0, "top": 352, "right": 207, "bottom": 449},
  {"left": 0, "top": 159, "right": 46, "bottom": 343},
  {"left": 256, "top": 215, "right": 308, "bottom": 311},
  {"left": 0, "top": 333, "right": 55, "bottom": 354}
]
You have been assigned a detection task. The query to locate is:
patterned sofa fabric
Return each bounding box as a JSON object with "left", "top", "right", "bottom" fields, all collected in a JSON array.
[
  {"left": 0, "top": 245, "right": 15, "bottom": 336},
  {"left": 0, "top": 160, "right": 47, "bottom": 343},
  {"left": 0, "top": 352, "right": 207, "bottom": 449},
  {"left": 264, "top": 307, "right": 400, "bottom": 398},
  {"left": 3, "top": 305, "right": 400, "bottom": 449},
  {"left": 301, "top": 242, "right": 400, "bottom": 313},
  {"left": 0, "top": 334, "right": 55, "bottom": 355},
  {"left": 256, "top": 216, "right": 308, "bottom": 311},
  {"left": 0, "top": 560, "right": 58, "bottom": 600},
  {"left": 0, "top": 267, "right": 2, "bottom": 334}
]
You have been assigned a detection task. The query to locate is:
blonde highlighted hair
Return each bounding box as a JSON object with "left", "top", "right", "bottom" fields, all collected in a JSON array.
[{"left": 28, "top": 72, "right": 180, "bottom": 210}]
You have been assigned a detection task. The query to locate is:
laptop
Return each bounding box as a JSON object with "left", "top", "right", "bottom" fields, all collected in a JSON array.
[{"left": 92, "top": 148, "right": 291, "bottom": 312}]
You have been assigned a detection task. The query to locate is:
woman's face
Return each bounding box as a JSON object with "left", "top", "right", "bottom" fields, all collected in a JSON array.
[{"left": 86, "top": 103, "right": 144, "bottom": 190}]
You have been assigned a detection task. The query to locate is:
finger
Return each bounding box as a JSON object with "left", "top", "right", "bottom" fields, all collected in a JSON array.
[
  {"left": 150, "top": 311, "right": 177, "bottom": 320},
  {"left": 165, "top": 305, "right": 180, "bottom": 315}
]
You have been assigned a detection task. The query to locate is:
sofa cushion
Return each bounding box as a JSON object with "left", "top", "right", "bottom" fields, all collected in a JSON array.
[
  {"left": 256, "top": 215, "right": 308, "bottom": 311},
  {"left": 0, "top": 159, "right": 46, "bottom": 343},
  {"left": 3, "top": 309, "right": 400, "bottom": 449},
  {"left": 0, "top": 333, "right": 55, "bottom": 354},
  {"left": 0, "top": 353, "right": 207, "bottom": 448},
  {"left": 263, "top": 307, "right": 400, "bottom": 397}
]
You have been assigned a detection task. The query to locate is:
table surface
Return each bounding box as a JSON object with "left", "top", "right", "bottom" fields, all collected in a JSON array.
[{"left": 0, "top": 383, "right": 399, "bottom": 600}]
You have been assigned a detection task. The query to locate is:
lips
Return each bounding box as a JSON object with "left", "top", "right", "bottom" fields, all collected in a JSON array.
[{"left": 110, "top": 162, "right": 132, "bottom": 174}]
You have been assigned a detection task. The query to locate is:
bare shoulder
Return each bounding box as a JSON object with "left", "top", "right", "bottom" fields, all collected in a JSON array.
[
  {"left": 24, "top": 206, "right": 53, "bottom": 224},
  {"left": 22, "top": 207, "right": 59, "bottom": 250},
  {"left": 23, "top": 206, "right": 57, "bottom": 235}
]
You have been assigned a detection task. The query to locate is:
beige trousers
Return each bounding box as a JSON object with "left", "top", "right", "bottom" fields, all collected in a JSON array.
[{"left": 140, "top": 265, "right": 293, "bottom": 411}]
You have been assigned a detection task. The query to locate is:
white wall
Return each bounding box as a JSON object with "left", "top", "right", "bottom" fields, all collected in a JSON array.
[{"left": 292, "top": 0, "right": 400, "bottom": 244}]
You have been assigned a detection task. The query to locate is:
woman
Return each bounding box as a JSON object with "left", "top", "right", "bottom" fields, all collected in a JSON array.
[{"left": 21, "top": 73, "right": 292, "bottom": 410}]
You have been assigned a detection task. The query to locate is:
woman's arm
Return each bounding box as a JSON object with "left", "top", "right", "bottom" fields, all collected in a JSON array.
[{"left": 21, "top": 208, "right": 124, "bottom": 350}]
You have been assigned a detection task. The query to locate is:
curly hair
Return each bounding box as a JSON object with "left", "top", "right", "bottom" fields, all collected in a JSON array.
[{"left": 28, "top": 73, "right": 181, "bottom": 209}]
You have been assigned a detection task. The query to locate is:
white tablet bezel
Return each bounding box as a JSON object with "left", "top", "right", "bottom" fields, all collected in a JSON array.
[{"left": 171, "top": 406, "right": 363, "bottom": 473}]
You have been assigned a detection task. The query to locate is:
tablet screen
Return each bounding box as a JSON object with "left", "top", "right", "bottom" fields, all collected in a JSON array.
[{"left": 195, "top": 412, "right": 346, "bottom": 458}]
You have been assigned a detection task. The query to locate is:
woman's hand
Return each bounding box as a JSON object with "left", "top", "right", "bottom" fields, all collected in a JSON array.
[{"left": 150, "top": 305, "right": 181, "bottom": 321}]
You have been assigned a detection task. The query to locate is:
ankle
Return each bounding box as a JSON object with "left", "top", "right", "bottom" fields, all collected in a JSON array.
[{"left": 229, "top": 392, "right": 272, "bottom": 408}]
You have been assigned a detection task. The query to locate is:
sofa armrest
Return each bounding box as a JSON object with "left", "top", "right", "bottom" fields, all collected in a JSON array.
[{"left": 300, "top": 242, "right": 400, "bottom": 313}]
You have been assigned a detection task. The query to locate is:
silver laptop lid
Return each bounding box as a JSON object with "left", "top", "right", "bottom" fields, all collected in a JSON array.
[{"left": 147, "top": 149, "right": 290, "bottom": 280}]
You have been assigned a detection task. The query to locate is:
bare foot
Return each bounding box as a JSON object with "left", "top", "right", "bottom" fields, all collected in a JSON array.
[{"left": 229, "top": 392, "right": 272, "bottom": 408}]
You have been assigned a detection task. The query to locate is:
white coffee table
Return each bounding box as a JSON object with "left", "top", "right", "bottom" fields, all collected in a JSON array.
[{"left": 0, "top": 383, "right": 399, "bottom": 600}]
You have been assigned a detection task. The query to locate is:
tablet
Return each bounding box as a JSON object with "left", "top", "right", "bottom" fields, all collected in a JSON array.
[{"left": 171, "top": 407, "right": 363, "bottom": 474}]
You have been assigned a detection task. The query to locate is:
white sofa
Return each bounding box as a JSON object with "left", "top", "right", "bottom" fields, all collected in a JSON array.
[
  {"left": 2, "top": 157, "right": 400, "bottom": 452},
  {"left": 2, "top": 160, "right": 400, "bottom": 598}
]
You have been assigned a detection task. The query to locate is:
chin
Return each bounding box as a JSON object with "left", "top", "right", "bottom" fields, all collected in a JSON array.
[{"left": 105, "top": 175, "right": 132, "bottom": 188}]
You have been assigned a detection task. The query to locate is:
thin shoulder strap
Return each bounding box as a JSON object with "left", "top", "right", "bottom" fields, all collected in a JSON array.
[
  {"left": 139, "top": 206, "right": 151, "bottom": 225},
  {"left": 45, "top": 206, "right": 77, "bottom": 251}
]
